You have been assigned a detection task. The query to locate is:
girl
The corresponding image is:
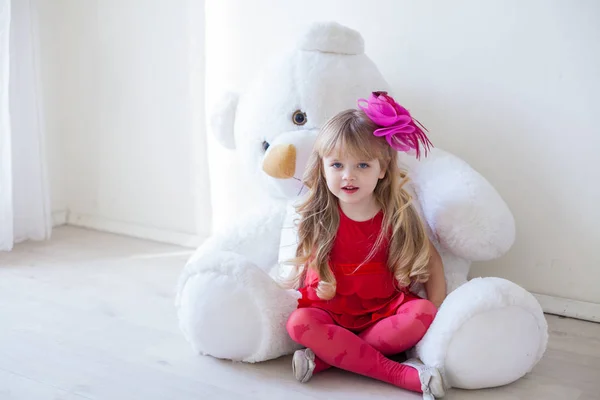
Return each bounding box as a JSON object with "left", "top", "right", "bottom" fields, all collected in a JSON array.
[{"left": 285, "top": 92, "right": 447, "bottom": 399}]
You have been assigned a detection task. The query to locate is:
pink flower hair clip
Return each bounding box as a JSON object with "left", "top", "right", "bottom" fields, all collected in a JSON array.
[{"left": 357, "top": 91, "right": 432, "bottom": 159}]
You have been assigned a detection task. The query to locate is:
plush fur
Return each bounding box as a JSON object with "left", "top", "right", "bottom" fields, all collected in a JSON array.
[{"left": 176, "top": 21, "right": 548, "bottom": 389}]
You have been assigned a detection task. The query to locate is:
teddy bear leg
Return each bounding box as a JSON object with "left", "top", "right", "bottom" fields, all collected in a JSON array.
[
  {"left": 412, "top": 277, "right": 548, "bottom": 389},
  {"left": 176, "top": 251, "right": 302, "bottom": 362}
]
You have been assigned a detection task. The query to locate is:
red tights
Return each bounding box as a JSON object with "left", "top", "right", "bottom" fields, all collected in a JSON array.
[{"left": 286, "top": 299, "right": 437, "bottom": 393}]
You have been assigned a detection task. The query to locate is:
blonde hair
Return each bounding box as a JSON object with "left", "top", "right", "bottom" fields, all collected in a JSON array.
[{"left": 286, "top": 109, "right": 431, "bottom": 300}]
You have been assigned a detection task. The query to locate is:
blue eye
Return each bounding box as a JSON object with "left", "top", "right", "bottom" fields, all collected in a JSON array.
[
  {"left": 331, "top": 162, "right": 342, "bottom": 169},
  {"left": 358, "top": 163, "right": 369, "bottom": 169}
]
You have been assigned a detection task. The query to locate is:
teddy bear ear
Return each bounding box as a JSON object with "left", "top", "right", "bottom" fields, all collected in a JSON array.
[
  {"left": 297, "top": 21, "right": 364, "bottom": 55},
  {"left": 209, "top": 92, "right": 239, "bottom": 149}
]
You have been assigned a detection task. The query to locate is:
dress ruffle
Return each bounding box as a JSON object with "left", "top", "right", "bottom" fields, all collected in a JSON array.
[{"left": 298, "top": 263, "right": 419, "bottom": 331}]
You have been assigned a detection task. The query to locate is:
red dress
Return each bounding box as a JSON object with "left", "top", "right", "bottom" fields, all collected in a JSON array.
[{"left": 297, "top": 206, "right": 421, "bottom": 332}]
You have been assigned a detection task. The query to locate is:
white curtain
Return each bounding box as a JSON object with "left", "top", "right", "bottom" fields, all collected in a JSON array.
[{"left": 0, "top": 0, "right": 51, "bottom": 252}]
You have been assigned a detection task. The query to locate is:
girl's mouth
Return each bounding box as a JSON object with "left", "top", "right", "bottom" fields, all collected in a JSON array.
[{"left": 341, "top": 186, "right": 358, "bottom": 194}]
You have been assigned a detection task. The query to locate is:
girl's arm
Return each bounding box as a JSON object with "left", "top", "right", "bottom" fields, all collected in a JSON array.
[{"left": 424, "top": 242, "right": 447, "bottom": 308}]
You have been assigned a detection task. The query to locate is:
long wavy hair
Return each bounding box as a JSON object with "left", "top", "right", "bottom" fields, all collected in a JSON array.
[{"left": 286, "top": 109, "right": 431, "bottom": 300}]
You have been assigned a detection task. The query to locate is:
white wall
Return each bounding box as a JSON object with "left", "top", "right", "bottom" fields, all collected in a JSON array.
[
  {"left": 36, "top": 0, "right": 210, "bottom": 246},
  {"left": 206, "top": 0, "right": 600, "bottom": 304}
]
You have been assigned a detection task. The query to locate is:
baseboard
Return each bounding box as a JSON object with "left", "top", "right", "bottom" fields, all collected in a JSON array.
[
  {"left": 533, "top": 293, "right": 600, "bottom": 323},
  {"left": 52, "top": 210, "right": 68, "bottom": 227},
  {"left": 66, "top": 213, "right": 206, "bottom": 248}
]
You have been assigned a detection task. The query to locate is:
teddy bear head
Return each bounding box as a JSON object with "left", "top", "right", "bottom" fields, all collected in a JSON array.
[{"left": 211, "top": 21, "right": 390, "bottom": 201}]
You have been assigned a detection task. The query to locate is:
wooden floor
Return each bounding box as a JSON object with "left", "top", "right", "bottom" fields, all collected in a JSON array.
[{"left": 0, "top": 226, "right": 598, "bottom": 400}]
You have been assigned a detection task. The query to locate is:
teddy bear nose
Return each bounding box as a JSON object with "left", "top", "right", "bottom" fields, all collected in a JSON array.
[{"left": 262, "top": 144, "right": 297, "bottom": 179}]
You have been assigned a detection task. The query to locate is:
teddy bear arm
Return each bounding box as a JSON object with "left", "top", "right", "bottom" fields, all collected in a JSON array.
[
  {"left": 409, "top": 148, "right": 516, "bottom": 262},
  {"left": 187, "top": 206, "right": 286, "bottom": 273}
]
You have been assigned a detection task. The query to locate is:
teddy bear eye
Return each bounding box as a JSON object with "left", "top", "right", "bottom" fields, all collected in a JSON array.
[
  {"left": 292, "top": 110, "right": 307, "bottom": 126},
  {"left": 262, "top": 141, "right": 270, "bottom": 152}
]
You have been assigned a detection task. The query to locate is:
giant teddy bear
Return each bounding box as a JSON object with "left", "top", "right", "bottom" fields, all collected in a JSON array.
[{"left": 176, "top": 22, "right": 548, "bottom": 390}]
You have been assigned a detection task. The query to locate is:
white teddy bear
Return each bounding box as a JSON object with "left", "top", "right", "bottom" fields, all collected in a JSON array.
[{"left": 176, "top": 21, "right": 548, "bottom": 390}]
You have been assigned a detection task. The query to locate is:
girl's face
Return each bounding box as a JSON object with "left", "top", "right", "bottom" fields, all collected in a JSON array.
[{"left": 322, "top": 152, "right": 385, "bottom": 212}]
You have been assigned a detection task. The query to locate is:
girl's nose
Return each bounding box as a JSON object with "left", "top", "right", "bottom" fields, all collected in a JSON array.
[{"left": 342, "top": 168, "right": 356, "bottom": 181}]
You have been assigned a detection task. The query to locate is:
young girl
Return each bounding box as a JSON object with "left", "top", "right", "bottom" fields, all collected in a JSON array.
[{"left": 285, "top": 92, "right": 447, "bottom": 399}]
